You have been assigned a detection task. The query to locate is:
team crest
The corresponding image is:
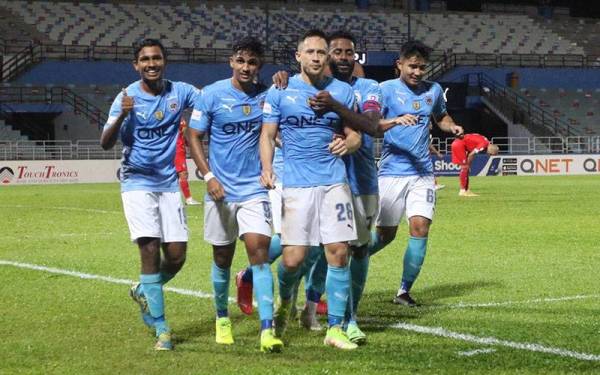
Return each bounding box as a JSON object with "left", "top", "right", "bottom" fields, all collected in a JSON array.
[
  {"left": 168, "top": 101, "right": 178, "bottom": 112},
  {"left": 242, "top": 104, "right": 251, "bottom": 116},
  {"left": 154, "top": 110, "right": 164, "bottom": 121},
  {"left": 425, "top": 96, "right": 433, "bottom": 106},
  {"left": 412, "top": 101, "right": 421, "bottom": 110}
]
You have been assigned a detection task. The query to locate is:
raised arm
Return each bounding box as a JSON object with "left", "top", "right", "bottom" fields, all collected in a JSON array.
[{"left": 100, "top": 89, "right": 133, "bottom": 150}]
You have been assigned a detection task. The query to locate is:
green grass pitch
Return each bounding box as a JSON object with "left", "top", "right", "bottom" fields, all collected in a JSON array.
[{"left": 1, "top": 175, "right": 599, "bottom": 374}]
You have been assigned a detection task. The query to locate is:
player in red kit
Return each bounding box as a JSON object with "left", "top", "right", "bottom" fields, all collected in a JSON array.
[
  {"left": 175, "top": 119, "right": 200, "bottom": 205},
  {"left": 451, "top": 133, "right": 499, "bottom": 197}
]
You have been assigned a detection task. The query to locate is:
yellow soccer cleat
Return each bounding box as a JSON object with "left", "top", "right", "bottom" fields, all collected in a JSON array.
[
  {"left": 324, "top": 326, "right": 358, "bottom": 350},
  {"left": 215, "top": 317, "right": 234, "bottom": 345},
  {"left": 260, "top": 328, "right": 284, "bottom": 353},
  {"left": 154, "top": 332, "right": 173, "bottom": 351}
]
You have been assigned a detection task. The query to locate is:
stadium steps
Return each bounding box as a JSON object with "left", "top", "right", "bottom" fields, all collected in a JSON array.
[
  {"left": 538, "top": 17, "right": 600, "bottom": 56},
  {"left": 0, "top": 119, "right": 28, "bottom": 141},
  {"left": 0, "top": 4, "right": 56, "bottom": 44}
]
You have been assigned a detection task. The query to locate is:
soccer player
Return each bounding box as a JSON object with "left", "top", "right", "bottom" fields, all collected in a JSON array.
[
  {"left": 451, "top": 133, "right": 499, "bottom": 196},
  {"left": 368, "top": 40, "right": 464, "bottom": 306},
  {"left": 296, "top": 30, "right": 383, "bottom": 345},
  {"left": 187, "top": 36, "right": 283, "bottom": 353},
  {"left": 260, "top": 29, "right": 362, "bottom": 350},
  {"left": 100, "top": 38, "right": 199, "bottom": 350},
  {"left": 175, "top": 118, "right": 200, "bottom": 205}
]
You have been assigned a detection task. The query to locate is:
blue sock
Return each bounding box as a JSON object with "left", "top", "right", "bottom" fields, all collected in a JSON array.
[
  {"left": 345, "top": 253, "right": 369, "bottom": 323},
  {"left": 241, "top": 233, "right": 282, "bottom": 284},
  {"left": 160, "top": 270, "right": 176, "bottom": 285},
  {"left": 251, "top": 263, "right": 274, "bottom": 324},
  {"left": 211, "top": 262, "right": 230, "bottom": 317},
  {"left": 368, "top": 232, "right": 388, "bottom": 256},
  {"left": 326, "top": 265, "right": 350, "bottom": 327},
  {"left": 268, "top": 233, "right": 283, "bottom": 263},
  {"left": 277, "top": 261, "right": 300, "bottom": 301},
  {"left": 306, "top": 288, "right": 322, "bottom": 303},
  {"left": 140, "top": 273, "right": 169, "bottom": 335},
  {"left": 401, "top": 236, "right": 428, "bottom": 292},
  {"left": 306, "top": 248, "right": 327, "bottom": 295}
]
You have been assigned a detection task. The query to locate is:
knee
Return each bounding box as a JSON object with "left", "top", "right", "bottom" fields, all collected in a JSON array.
[
  {"left": 410, "top": 225, "right": 430, "bottom": 238},
  {"left": 352, "top": 245, "right": 369, "bottom": 260},
  {"left": 282, "top": 257, "right": 302, "bottom": 272}
]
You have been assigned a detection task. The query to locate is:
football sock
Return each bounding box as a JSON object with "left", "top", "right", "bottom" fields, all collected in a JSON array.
[
  {"left": 179, "top": 178, "right": 191, "bottom": 199},
  {"left": 400, "top": 236, "right": 428, "bottom": 293},
  {"left": 278, "top": 261, "right": 300, "bottom": 301},
  {"left": 159, "top": 270, "right": 175, "bottom": 285},
  {"left": 305, "top": 247, "right": 327, "bottom": 295},
  {"left": 460, "top": 166, "right": 469, "bottom": 190},
  {"left": 241, "top": 233, "right": 282, "bottom": 283},
  {"left": 346, "top": 253, "right": 369, "bottom": 323},
  {"left": 211, "top": 262, "right": 230, "bottom": 318},
  {"left": 368, "top": 231, "right": 388, "bottom": 256},
  {"left": 140, "top": 273, "right": 169, "bottom": 335},
  {"left": 251, "top": 263, "right": 274, "bottom": 324},
  {"left": 326, "top": 265, "right": 350, "bottom": 327}
]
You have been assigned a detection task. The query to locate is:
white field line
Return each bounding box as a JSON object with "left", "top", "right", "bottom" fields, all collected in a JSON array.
[
  {"left": 0, "top": 204, "right": 202, "bottom": 220},
  {"left": 458, "top": 348, "right": 497, "bottom": 357},
  {"left": 391, "top": 322, "right": 600, "bottom": 362},
  {"left": 2, "top": 259, "right": 600, "bottom": 362},
  {"left": 428, "top": 294, "right": 600, "bottom": 310},
  {"left": 0, "top": 259, "right": 228, "bottom": 302}
]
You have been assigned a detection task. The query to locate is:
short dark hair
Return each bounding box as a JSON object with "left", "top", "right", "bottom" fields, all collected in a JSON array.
[
  {"left": 328, "top": 30, "right": 356, "bottom": 46},
  {"left": 399, "top": 40, "right": 432, "bottom": 61},
  {"left": 132, "top": 38, "right": 166, "bottom": 61},
  {"left": 298, "top": 29, "right": 328, "bottom": 48},
  {"left": 232, "top": 36, "right": 264, "bottom": 58}
]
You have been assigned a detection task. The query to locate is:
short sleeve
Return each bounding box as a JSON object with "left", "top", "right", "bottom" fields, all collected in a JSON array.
[
  {"left": 262, "top": 86, "right": 281, "bottom": 125},
  {"left": 361, "top": 81, "right": 382, "bottom": 113},
  {"left": 432, "top": 83, "right": 447, "bottom": 119},
  {"left": 189, "top": 90, "right": 212, "bottom": 132}
]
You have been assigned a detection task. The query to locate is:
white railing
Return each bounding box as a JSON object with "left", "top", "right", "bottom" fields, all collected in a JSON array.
[{"left": 1, "top": 136, "right": 599, "bottom": 161}]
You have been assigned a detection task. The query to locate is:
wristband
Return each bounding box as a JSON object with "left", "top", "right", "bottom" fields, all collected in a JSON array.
[{"left": 203, "top": 171, "right": 215, "bottom": 182}]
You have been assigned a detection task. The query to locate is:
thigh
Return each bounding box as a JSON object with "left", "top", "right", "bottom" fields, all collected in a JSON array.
[
  {"left": 158, "top": 191, "right": 188, "bottom": 242},
  {"left": 281, "top": 187, "right": 319, "bottom": 246},
  {"left": 237, "top": 197, "right": 273, "bottom": 239},
  {"left": 350, "top": 194, "right": 379, "bottom": 247},
  {"left": 121, "top": 191, "right": 161, "bottom": 242},
  {"left": 204, "top": 200, "right": 239, "bottom": 246},
  {"left": 376, "top": 176, "right": 409, "bottom": 227},
  {"left": 320, "top": 183, "right": 357, "bottom": 245},
  {"left": 405, "top": 176, "right": 436, "bottom": 221}
]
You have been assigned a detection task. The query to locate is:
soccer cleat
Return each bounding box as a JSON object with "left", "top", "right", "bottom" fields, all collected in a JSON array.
[
  {"left": 392, "top": 292, "right": 418, "bottom": 307},
  {"left": 185, "top": 197, "right": 201, "bottom": 205},
  {"left": 235, "top": 270, "right": 254, "bottom": 315},
  {"left": 459, "top": 189, "right": 479, "bottom": 197},
  {"left": 274, "top": 301, "right": 291, "bottom": 338},
  {"left": 260, "top": 329, "right": 284, "bottom": 353},
  {"left": 434, "top": 184, "right": 446, "bottom": 191},
  {"left": 324, "top": 326, "right": 358, "bottom": 350},
  {"left": 215, "top": 317, "right": 234, "bottom": 345},
  {"left": 299, "top": 306, "right": 323, "bottom": 331},
  {"left": 316, "top": 300, "right": 328, "bottom": 316},
  {"left": 154, "top": 332, "right": 173, "bottom": 351},
  {"left": 345, "top": 323, "right": 367, "bottom": 345},
  {"left": 129, "top": 283, "right": 154, "bottom": 328}
]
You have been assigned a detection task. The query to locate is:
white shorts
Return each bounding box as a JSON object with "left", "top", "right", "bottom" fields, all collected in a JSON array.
[
  {"left": 121, "top": 191, "right": 188, "bottom": 243},
  {"left": 376, "top": 175, "right": 436, "bottom": 227},
  {"left": 204, "top": 197, "right": 272, "bottom": 246},
  {"left": 268, "top": 182, "right": 283, "bottom": 234},
  {"left": 281, "top": 183, "right": 357, "bottom": 246},
  {"left": 350, "top": 194, "right": 379, "bottom": 247}
]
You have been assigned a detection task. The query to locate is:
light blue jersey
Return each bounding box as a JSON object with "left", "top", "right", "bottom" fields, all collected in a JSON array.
[
  {"left": 379, "top": 78, "right": 446, "bottom": 176},
  {"left": 189, "top": 78, "right": 267, "bottom": 202},
  {"left": 262, "top": 74, "right": 355, "bottom": 188},
  {"left": 343, "top": 77, "right": 382, "bottom": 195},
  {"left": 106, "top": 80, "right": 199, "bottom": 192}
]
